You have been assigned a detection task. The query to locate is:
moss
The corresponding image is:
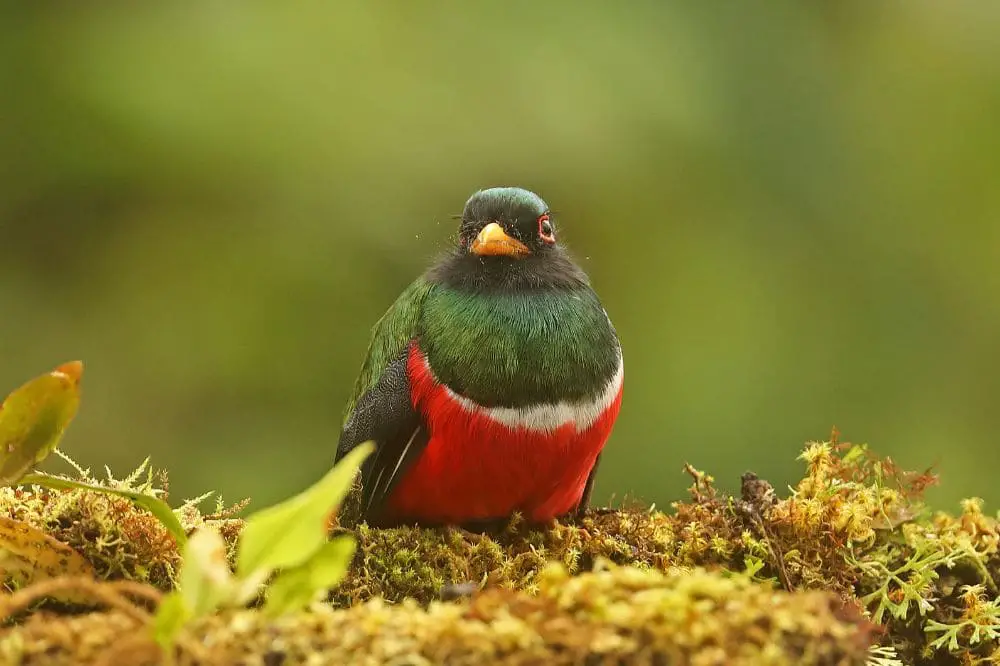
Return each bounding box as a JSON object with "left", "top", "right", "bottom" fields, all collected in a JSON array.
[
  {"left": 329, "top": 441, "right": 933, "bottom": 608},
  {"left": 0, "top": 460, "right": 245, "bottom": 591},
  {"left": 0, "top": 437, "right": 997, "bottom": 665},
  {"left": 329, "top": 436, "right": 999, "bottom": 664},
  {"left": 1, "top": 563, "right": 874, "bottom": 666},
  {"left": 332, "top": 506, "right": 675, "bottom": 605}
]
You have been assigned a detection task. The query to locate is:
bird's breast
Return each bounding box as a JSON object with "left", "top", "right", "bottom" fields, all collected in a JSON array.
[
  {"left": 411, "top": 344, "right": 622, "bottom": 434},
  {"left": 417, "top": 287, "right": 621, "bottom": 409},
  {"left": 387, "top": 342, "right": 624, "bottom": 523}
]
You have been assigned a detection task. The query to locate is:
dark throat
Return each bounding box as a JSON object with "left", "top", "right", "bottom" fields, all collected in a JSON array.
[{"left": 426, "top": 247, "right": 590, "bottom": 294}]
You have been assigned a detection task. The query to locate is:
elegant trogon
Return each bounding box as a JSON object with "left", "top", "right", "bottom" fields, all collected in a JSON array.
[{"left": 335, "top": 187, "right": 623, "bottom": 527}]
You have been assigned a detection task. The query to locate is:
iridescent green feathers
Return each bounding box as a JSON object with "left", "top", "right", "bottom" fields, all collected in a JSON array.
[
  {"left": 342, "top": 277, "right": 433, "bottom": 425},
  {"left": 343, "top": 276, "right": 620, "bottom": 421},
  {"left": 419, "top": 287, "right": 619, "bottom": 408},
  {"left": 342, "top": 186, "right": 621, "bottom": 422}
]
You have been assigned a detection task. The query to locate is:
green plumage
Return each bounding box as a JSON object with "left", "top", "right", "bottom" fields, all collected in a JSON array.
[
  {"left": 420, "top": 286, "right": 618, "bottom": 407},
  {"left": 343, "top": 275, "right": 619, "bottom": 418},
  {"left": 342, "top": 276, "right": 432, "bottom": 424}
]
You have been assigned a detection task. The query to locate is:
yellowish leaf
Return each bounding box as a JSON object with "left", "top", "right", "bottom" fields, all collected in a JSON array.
[
  {"left": 153, "top": 528, "right": 236, "bottom": 649},
  {"left": 0, "top": 515, "right": 94, "bottom": 603},
  {"left": 0, "top": 361, "right": 83, "bottom": 486},
  {"left": 178, "top": 528, "right": 236, "bottom": 615}
]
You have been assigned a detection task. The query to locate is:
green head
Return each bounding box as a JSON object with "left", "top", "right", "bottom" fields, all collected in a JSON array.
[
  {"left": 459, "top": 187, "right": 557, "bottom": 257},
  {"left": 415, "top": 187, "right": 619, "bottom": 406},
  {"left": 430, "top": 187, "right": 587, "bottom": 293}
]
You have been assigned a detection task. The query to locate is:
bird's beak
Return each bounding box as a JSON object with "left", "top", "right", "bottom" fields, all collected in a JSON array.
[{"left": 470, "top": 222, "right": 531, "bottom": 257}]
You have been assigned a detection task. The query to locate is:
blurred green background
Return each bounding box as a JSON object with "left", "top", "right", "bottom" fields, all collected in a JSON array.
[{"left": 2, "top": 2, "right": 998, "bottom": 513}]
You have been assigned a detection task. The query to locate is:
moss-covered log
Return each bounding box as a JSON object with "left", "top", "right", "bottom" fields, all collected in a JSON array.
[
  {"left": 2, "top": 563, "right": 873, "bottom": 666},
  {"left": 0, "top": 438, "right": 998, "bottom": 664}
]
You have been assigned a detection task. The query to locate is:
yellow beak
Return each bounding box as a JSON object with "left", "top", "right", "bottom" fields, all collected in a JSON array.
[{"left": 470, "top": 222, "right": 531, "bottom": 257}]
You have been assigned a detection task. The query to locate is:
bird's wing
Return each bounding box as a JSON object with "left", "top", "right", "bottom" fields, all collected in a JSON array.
[{"left": 336, "top": 276, "right": 434, "bottom": 521}]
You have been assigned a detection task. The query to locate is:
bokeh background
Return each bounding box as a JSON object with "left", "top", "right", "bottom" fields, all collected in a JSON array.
[{"left": 2, "top": 2, "right": 998, "bottom": 513}]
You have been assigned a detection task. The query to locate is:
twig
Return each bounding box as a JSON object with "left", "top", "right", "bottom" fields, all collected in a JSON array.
[{"left": 0, "top": 576, "right": 156, "bottom": 624}]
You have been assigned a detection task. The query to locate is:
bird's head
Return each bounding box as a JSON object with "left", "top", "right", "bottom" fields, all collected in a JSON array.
[
  {"left": 430, "top": 186, "right": 587, "bottom": 292},
  {"left": 458, "top": 188, "right": 557, "bottom": 259}
]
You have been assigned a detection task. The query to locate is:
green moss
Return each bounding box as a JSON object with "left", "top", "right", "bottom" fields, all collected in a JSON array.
[
  {"left": 332, "top": 507, "right": 675, "bottom": 605},
  {"left": 0, "top": 459, "right": 244, "bottom": 591},
  {"left": 0, "top": 438, "right": 997, "bottom": 665},
  {"left": 329, "top": 437, "right": 999, "bottom": 664},
  {"left": 1, "top": 563, "right": 874, "bottom": 666}
]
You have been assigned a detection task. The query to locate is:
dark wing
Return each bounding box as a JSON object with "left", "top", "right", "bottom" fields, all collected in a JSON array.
[
  {"left": 573, "top": 453, "right": 602, "bottom": 519},
  {"left": 336, "top": 276, "right": 434, "bottom": 523},
  {"left": 336, "top": 349, "right": 429, "bottom": 521}
]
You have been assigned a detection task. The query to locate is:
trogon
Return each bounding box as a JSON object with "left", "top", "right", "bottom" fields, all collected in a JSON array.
[{"left": 335, "top": 187, "right": 623, "bottom": 527}]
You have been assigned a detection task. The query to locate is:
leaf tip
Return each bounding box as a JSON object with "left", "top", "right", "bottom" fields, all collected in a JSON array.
[{"left": 53, "top": 361, "right": 84, "bottom": 384}]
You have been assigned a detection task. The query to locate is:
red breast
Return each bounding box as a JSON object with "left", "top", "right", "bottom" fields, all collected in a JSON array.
[{"left": 384, "top": 344, "right": 623, "bottom": 524}]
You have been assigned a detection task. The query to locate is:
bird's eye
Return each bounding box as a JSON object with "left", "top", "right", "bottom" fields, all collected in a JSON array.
[{"left": 537, "top": 214, "right": 555, "bottom": 244}]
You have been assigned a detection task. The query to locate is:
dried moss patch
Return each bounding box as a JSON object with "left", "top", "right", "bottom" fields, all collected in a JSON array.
[{"left": 1, "top": 563, "right": 874, "bottom": 666}]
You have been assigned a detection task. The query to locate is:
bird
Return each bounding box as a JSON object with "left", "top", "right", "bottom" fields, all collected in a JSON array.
[{"left": 335, "top": 187, "right": 623, "bottom": 528}]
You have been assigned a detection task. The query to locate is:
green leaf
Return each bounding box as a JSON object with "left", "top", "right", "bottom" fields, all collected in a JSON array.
[
  {"left": 0, "top": 361, "right": 83, "bottom": 485},
  {"left": 20, "top": 471, "right": 188, "bottom": 546},
  {"left": 840, "top": 443, "right": 868, "bottom": 465},
  {"left": 742, "top": 555, "right": 765, "bottom": 578},
  {"left": 152, "top": 529, "right": 239, "bottom": 649},
  {"left": 152, "top": 593, "right": 190, "bottom": 649},
  {"left": 263, "top": 534, "right": 356, "bottom": 617},
  {"left": 178, "top": 528, "right": 236, "bottom": 615},
  {"left": 236, "top": 442, "right": 373, "bottom": 577}
]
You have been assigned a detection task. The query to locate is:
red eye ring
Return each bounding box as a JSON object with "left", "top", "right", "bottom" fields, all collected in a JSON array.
[{"left": 537, "top": 214, "right": 555, "bottom": 244}]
